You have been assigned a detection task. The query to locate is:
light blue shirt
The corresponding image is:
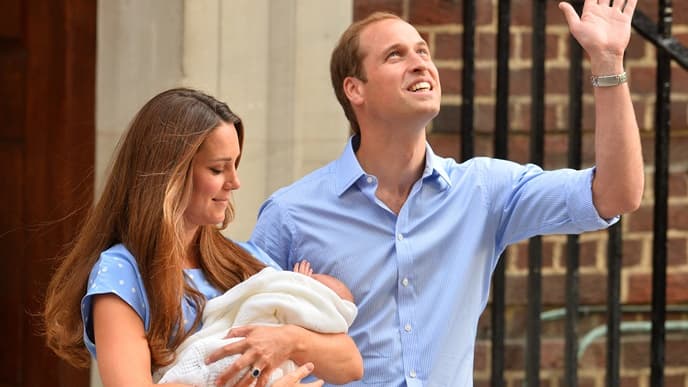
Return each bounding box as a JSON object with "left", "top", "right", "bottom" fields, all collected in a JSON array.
[
  {"left": 250, "top": 136, "right": 616, "bottom": 387},
  {"left": 81, "top": 241, "right": 278, "bottom": 359}
]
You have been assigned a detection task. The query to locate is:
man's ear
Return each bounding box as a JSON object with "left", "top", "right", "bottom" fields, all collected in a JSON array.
[{"left": 343, "top": 76, "right": 364, "bottom": 106}]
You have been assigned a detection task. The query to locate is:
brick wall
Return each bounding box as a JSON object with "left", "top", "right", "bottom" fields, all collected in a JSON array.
[{"left": 354, "top": 1, "right": 688, "bottom": 385}]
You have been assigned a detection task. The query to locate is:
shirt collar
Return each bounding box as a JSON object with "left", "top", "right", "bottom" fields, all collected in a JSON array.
[{"left": 334, "top": 135, "right": 452, "bottom": 196}]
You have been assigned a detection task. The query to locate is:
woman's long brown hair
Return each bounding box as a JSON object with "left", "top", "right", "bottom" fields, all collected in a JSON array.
[{"left": 43, "top": 88, "right": 265, "bottom": 369}]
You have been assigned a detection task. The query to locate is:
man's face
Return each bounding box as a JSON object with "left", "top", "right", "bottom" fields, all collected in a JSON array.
[{"left": 354, "top": 18, "right": 441, "bottom": 127}]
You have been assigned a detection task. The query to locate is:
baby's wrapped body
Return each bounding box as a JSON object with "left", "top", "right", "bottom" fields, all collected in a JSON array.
[{"left": 155, "top": 267, "right": 357, "bottom": 386}]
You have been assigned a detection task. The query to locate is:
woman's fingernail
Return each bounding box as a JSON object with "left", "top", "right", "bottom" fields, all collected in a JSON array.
[{"left": 306, "top": 363, "right": 314, "bottom": 371}]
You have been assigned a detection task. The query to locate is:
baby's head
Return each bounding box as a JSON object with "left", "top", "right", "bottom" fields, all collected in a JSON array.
[{"left": 312, "top": 274, "right": 354, "bottom": 303}]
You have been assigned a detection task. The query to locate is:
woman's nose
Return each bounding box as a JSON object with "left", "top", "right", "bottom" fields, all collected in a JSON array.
[{"left": 224, "top": 173, "right": 240, "bottom": 190}]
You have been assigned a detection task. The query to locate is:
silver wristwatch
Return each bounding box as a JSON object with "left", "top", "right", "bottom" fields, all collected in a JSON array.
[{"left": 591, "top": 72, "right": 628, "bottom": 87}]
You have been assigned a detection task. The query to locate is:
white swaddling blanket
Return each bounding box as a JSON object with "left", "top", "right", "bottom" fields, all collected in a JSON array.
[{"left": 155, "top": 267, "right": 357, "bottom": 386}]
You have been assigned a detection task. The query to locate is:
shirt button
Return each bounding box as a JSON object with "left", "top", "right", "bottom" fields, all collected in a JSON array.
[
  {"left": 410, "top": 370, "right": 417, "bottom": 378},
  {"left": 404, "top": 323, "right": 412, "bottom": 332},
  {"left": 402, "top": 278, "right": 409, "bottom": 287},
  {"left": 366, "top": 176, "right": 373, "bottom": 184},
  {"left": 397, "top": 233, "right": 404, "bottom": 241}
]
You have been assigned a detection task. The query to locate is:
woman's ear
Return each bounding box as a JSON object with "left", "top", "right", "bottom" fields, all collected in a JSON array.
[{"left": 343, "top": 77, "right": 364, "bottom": 106}]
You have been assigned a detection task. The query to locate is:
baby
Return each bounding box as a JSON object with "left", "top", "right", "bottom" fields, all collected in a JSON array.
[{"left": 155, "top": 261, "right": 356, "bottom": 386}]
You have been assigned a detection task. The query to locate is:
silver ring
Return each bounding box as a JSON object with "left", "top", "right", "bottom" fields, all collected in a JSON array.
[{"left": 251, "top": 367, "right": 261, "bottom": 378}]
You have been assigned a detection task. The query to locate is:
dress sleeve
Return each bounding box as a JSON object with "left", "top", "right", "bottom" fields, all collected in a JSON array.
[{"left": 80, "top": 248, "right": 149, "bottom": 358}]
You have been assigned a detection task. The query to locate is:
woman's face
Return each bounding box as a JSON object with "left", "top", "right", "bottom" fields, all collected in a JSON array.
[{"left": 184, "top": 122, "right": 241, "bottom": 230}]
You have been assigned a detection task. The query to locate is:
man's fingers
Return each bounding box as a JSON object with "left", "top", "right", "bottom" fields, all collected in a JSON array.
[
  {"left": 622, "top": 0, "right": 637, "bottom": 15},
  {"left": 558, "top": 2, "right": 579, "bottom": 29},
  {"left": 290, "top": 362, "right": 316, "bottom": 380}
]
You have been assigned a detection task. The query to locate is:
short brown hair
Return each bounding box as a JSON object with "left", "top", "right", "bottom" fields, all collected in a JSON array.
[{"left": 330, "top": 12, "right": 401, "bottom": 134}]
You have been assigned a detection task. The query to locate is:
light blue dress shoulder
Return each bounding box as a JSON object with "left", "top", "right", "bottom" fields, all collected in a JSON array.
[{"left": 81, "top": 241, "right": 277, "bottom": 358}]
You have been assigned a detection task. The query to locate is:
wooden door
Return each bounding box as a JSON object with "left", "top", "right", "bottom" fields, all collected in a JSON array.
[{"left": 0, "top": 0, "right": 95, "bottom": 386}]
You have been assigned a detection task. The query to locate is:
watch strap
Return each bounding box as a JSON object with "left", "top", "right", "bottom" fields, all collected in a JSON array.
[{"left": 591, "top": 72, "right": 628, "bottom": 87}]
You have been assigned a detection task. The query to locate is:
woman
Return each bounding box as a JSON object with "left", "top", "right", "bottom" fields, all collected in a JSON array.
[{"left": 43, "top": 88, "right": 363, "bottom": 387}]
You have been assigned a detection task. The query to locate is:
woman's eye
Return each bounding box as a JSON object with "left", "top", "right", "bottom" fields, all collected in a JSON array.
[{"left": 210, "top": 168, "right": 222, "bottom": 175}]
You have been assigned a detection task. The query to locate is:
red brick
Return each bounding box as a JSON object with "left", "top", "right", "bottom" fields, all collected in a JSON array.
[
  {"left": 476, "top": 32, "right": 496, "bottom": 61},
  {"left": 622, "top": 239, "right": 643, "bottom": 268},
  {"left": 435, "top": 32, "right": 462, "bottom": 60},
  {"left": 666, "top": 335, "right": 688, "bottom": 367},
  {"left": 475, "top": 67, "right": 494, "bottom": 97},
  {"left": 514, "top": 240, "right": 556, "bottom": 271},
  {"left": 432, "top": 104, "right": 461, "bottom": 133},
  {"left": 475, "top": 103, "right": 495, "bottom": 135},
  {"left": 543, "top": 274, "right": 566, "bottom": 305},
  {"left": 629, "top": 67, "right": 656, "bottom": 95},
  {"left": 579, "top": 239, "right": 600, "bottom": 268},
  {"left": 520, "top": 32, "right": 563, "bottom": 62},
  {"left": 510, "top": 68, "right": 531, "bottom": 96},
  {"left": 675, "top": 33, "right": 688, "bottom": 52},
  {"left": 474, "top": 341, "right": 488, "bottom": 372},
  {"left": 665, "top": 373, "right": 686, "bottom": 387},
  {"left": 626, "top": 36, "right": 649, "bottom": 61},
  {"left": 505, "top": 275, "right": 527, "bottom": 305},
  {"left": 473, "top": 380, "right": 490, "bottom": 387},
  {"left": 516, "top": 102, "right": 562, "bottom": 137},
  {"left": 626, "top": 205, "right": 653, "bottom": 233},
  {"left": 353, "top": 0, "right": 403, "bottom": 20},
  {"left": 545, "top": 67, "right": 571, "bottom": 95},
  {"left": 570, "top": 376, "right": 599, "bottom": 387},
  {"left": 428, "top": 132, "right": 460, "bottom": 158},
  {"left": 540, "top": 339, "right": 564, "bottom": 368},
  {"left": 668, "top": 238, "right": 688, "bottom": 267},
  {"left": 438, "top": 67, "right": 461, "bottom": 94},
  {"left": 627, "top": 272, "right": 688, "bottom": 303},
  {"left": 669, "top": 172, "right": 688, "bottom": 197},
  {"left": 579, "top": 273, "right": 608, "bottom": 305},
  {"left": 622, "top": 338, "right": 649, "bottom": 369},
  {"left": 512, "top": 0, "right": 563, "bottom": 27},
  {"left": 409, "top": 0, "right": 463, "bottom": 25},
  {"left": 670, "top": 100, "right": 688, "bottom": 129},
  {"left": 669, "top": 203, "right": 688, "bottom": 231},
  {"left": 475, "top": 0, "right": 494, "bottom": 27},
  {"left": 504, "top": 341, "right": 525, "bottom": 370},
  {"left": 675, "top": 2, "right": 688, "bottom": 26},
  {"left": 507, "top": 133, "right": 530, "bottom": 164},
  {"left": 619, "top": 376, "right": 640, "bottom": 387},
  {"left": 544, "top": 133, "right": 569, "bottom": 168}
]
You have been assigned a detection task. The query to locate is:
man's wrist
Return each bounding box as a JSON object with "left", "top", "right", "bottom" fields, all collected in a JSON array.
[{"left": 591, "top": 71, "right": 628, "bottom": 87}]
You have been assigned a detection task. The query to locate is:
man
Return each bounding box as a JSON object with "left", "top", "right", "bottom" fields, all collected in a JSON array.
[{"left": 251, "top": 0, "right": 643, "bottom": 385}]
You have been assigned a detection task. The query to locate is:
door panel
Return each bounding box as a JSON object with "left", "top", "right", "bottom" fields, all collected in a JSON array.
[{"left": 0, "top": 0, "right": 95, "bottom": 385}]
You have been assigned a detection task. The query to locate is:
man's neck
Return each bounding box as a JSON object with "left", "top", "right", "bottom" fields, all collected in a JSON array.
[{"left": 355, "top": 128, "right": 427, "bottom": 214}]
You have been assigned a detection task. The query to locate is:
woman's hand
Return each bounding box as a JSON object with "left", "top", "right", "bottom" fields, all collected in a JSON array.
[
  {"left": 272, "top": 363, "right": 324, "bottom": 387},
  {"left": 206, "top": 325, "right": 297, "bottom": 387}
]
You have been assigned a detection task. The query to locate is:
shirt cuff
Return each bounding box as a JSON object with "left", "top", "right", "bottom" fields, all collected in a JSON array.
[{"left": 567, "top": 167, "right": 620, "bottom": 230}]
